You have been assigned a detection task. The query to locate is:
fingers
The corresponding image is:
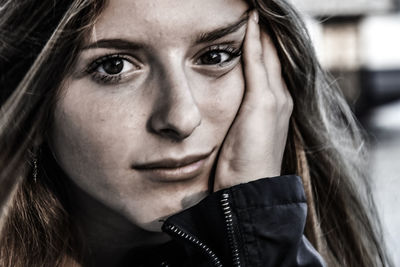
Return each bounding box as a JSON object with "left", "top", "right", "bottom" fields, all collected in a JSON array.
[
  {"left": 260, "top": 31, "right": 281, "bottom": 91},
  {"left": 260, "top": 31, "right": 292, "bottom": 106},
  {"left": 242, "top": 10, "right": 268, "bottom": 97},
  {"left": 243, "top": 10, "right": 293, "bottom": 114},
  {"left": 213, "top": 11, "right": 294, "bottom": 190}
]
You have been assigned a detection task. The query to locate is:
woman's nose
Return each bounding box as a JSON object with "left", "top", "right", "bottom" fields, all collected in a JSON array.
[{"left": 148, "top": 67, "right": 202, "bottom": 141}]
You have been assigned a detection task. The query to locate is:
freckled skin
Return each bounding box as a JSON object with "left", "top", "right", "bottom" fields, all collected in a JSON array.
[{"left": 50, "top": 0, "right": 248, "bottom": 241}]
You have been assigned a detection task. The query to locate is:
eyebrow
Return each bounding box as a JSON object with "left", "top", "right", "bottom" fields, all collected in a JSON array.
[
  {"left": 82, "top": 39, "right": 145, "bottom": 51},
  {"left": 82, "top": 13, "right": 249, "bottom": 51},
  {"left": 195, "top": 15, "right": 248, "bottom": 44}
]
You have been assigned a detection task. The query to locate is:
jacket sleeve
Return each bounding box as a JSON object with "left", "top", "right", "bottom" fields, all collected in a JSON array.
[{"left": 162, "top": 175, "right": 326, "bottom": 267}]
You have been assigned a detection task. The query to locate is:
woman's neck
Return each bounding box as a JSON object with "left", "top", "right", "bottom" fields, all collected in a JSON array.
[{"left": 67, "top": 181, "right": 170, "bottom": 267}]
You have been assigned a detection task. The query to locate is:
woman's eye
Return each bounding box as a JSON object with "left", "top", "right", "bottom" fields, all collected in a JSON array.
[
  {"left": 199, "top": 51, "right": 232, "bottom": 65},
  {"left": 87, "top": 55, "right": 139, "bottom": 84},
  {"left": 196, "top": 46, "right": 242, "bottom": 67},
  {"left": 96, "top": 57, "right": 134, "bottom": 75}
]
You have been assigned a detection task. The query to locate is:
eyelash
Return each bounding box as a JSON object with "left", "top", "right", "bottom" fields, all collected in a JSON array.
[
  {"left": 86, "top": 53, "right": 136, "bottom": 84},
  {"left": 86, "top": 44, "right": 242, "bottom": 85},
  {"left": 196, "top": 44, "right": 242, "bottom": 66}
]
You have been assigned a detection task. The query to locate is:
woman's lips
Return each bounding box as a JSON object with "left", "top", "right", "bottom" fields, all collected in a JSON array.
[{"left": 132, "top": 150, "right": 213, "bottom": 182}]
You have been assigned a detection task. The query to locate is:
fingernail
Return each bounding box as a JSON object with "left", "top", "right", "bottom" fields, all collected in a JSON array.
[{"left": 251, "top": 10, "right": 259, "bottom": 23}]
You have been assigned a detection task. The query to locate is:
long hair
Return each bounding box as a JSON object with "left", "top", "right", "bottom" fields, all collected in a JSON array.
[
  {"left": 0, "top": 0, "right": 392, "bottom": 266},
  {"left": 0, "top": 1, "right": 106, "bottom": 265}
]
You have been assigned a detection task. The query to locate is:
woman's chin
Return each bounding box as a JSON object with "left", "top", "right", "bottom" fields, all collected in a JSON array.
[{"left": 135, "top": 190, "right": 209, "bottom": 232}]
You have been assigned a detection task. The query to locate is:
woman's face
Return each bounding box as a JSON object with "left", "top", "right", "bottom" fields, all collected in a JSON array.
[{"left": 50, "top": 0, "right": 248, "bottom": 231}]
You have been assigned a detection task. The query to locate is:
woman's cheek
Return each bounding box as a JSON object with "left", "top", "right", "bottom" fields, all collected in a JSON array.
[{"left": 201, "top": 64, "right": 245, "bottom": 125}]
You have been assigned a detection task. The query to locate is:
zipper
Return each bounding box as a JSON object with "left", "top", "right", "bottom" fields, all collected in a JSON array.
[
  {"left": 163, "top": 224, "right": 223, "bottom": 267},
  {"left": 221, "top": 192, "right": 241, "bottom": 267}
]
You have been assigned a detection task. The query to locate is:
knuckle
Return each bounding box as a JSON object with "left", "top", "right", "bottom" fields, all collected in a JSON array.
[
  {"left": 283, "top": 87, "right": 294, "bottom": 112},
  {"left": 275, "top": 92, "right": 286, "bottom": 108},
  {"left": 262, "top": 91, "right": 278, "bottom": 112},
  {"left": 244, "top": 50, "right": 263, "bottom": 69},
  {"left": 281, "top": 83, "right": 293, "bottom": 113},
  {"left": 248, "top": 50, "right": 264, "bottom": 66},
  {"left": 258, "top": 52, "right": 265, "bottom": 65},
  {"left": 287, "top": 95, "right": 294, "bottom": 113}
]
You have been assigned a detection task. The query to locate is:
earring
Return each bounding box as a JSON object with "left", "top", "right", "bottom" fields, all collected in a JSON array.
[
  {"left": 32, "top": 154, "right": 38, "bottom": 183},
  {"left": 31, "top": 146, "right": 41, "bottom": 183}
]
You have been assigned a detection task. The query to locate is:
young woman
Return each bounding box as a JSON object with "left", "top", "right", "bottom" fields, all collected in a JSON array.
[{"left": 0, "top": 0, "right": 391, "bottom": 266}]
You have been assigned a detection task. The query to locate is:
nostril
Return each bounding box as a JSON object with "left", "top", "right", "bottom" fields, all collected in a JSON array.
[
  {"left": 160, "top": 128, "right": 175, "bottom": 136},
  {"left": 148, "top": 93, "right": 202, "bottom": 141},
  {"left": 159, "top": 128, "right": 183, "bottom": 140}
]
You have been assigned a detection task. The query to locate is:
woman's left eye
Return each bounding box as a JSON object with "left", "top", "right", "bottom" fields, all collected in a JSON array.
[
  {"left": 196, "top": 45, "right": 241, "bottom": 66},
  {"left": 199, "top": 51, "right": 232, "bottom": 65}
]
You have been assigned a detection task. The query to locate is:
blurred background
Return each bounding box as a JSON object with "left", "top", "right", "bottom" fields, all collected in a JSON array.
[{"left": 289, "top": 0, "right": 400, "bottom": 265}]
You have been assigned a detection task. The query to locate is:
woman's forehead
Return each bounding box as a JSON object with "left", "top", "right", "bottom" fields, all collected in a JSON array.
[{"left": 89, "top": 0, "right": 249, "bottom": 45}]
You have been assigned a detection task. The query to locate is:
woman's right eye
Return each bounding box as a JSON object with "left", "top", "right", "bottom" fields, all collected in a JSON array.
[
  {"left": 99, "top": 58, "right": 127, "bottom": 75},
  {"left": 87, "top": 54, "right": 139, "bottom": 84}
]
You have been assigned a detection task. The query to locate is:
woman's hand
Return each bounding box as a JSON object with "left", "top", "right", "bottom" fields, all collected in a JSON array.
[{"left": 213, "top": 11, "right": 293, "bottom": 191}]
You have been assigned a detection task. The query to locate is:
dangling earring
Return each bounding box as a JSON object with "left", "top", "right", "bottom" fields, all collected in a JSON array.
[
  {"left": 31, "top": 146, "right": 41, "bottom": 183},
  {"left": 32, "top": 154, "right": 38, "bottom": 183}
]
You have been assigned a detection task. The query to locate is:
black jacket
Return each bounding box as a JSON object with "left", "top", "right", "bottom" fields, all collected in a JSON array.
[{"left": 120, "top": 175, "right": 326, "bottom": 267}]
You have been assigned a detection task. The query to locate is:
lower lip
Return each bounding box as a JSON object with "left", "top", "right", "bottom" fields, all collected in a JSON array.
[{"left": 137, "top": 158, "right": 208, "bottom": 182}]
